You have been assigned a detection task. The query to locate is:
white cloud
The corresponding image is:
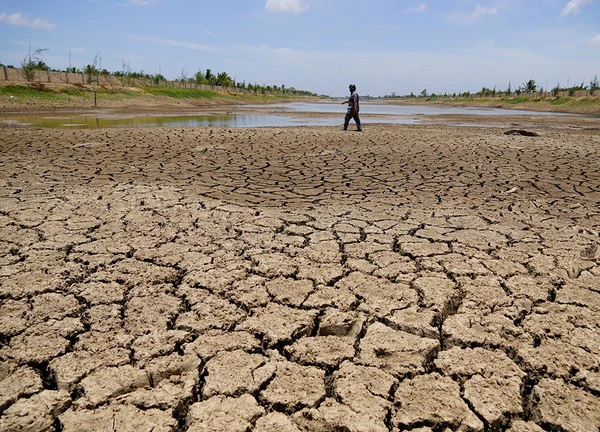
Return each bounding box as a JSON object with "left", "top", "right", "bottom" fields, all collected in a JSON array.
[
  {"left": 560, "top": 0, "right": 591, "bottom": 16},
  {"left": 0, "top": 12, "right": 55, "bottom": 30},
  {"left": 446, "top": 4, "right": 498, "bottom": 24},
  {"left": 588, "top": 34, "right": 600, "bottom": 47},
  {"left": 407, "top": 3, "right": 427, "bottom": 13},
  {"left": 469, "top": 5, "right": 497, "bottom": 20},
  {"left": 265, "top": 0, "right": 307, "bottom": 14}
]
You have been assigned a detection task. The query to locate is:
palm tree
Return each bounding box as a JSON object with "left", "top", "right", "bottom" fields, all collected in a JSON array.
[
  {"left": 204, "top": 69, "right": 215, "bottom": 85},
  {"left": 521, "top": 79, "right": 536, "bottom": 93},
  {"left": 194, "top": 70, "right": 206, "bottom": 85},
  {"left": 216, "top": 72, "right": 233, "bottom": 87}
]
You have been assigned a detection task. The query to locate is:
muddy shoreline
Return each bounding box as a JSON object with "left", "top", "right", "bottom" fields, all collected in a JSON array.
[
  {"left": 0, "top": 112, "right": 599, "bottom": 430},
  {"left": 2, "top": 101, "right": 599, "bottom": 132},
  {"left": 2, "top": 89, "right": 600, "bottom": 116}
]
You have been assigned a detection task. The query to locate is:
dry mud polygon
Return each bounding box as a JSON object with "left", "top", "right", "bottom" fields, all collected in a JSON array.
[{"left": 0, "top": 122, "right": 598, "bottom": 431}]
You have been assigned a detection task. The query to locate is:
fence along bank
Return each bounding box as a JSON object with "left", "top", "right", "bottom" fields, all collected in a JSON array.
[{"left": 0, "top": 66, "right": 254, "bottom": 94}]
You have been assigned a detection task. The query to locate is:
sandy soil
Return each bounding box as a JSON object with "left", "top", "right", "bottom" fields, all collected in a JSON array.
[{"left": 0, "top": 113, "right": 599, "bottom": 431}]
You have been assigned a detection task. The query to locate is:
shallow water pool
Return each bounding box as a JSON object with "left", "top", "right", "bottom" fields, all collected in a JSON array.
[{"left": 0, "top": 102, "right": 573, "bottom": 129}]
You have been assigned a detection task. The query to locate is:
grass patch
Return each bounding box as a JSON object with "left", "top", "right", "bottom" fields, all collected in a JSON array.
[
  {"left": 59, "top": 88, "right": 87, "bottom": 97},
  {"left": 143, "top": 87, "right": 218, "bottom": 99},
  {"left": 90, "top": 87, "right": 145, "bottom": 100},
  {"left": 567, "top": 97, "right": 600, "bottom": 107},
  {"left": 0, "top": 83, "right": 92, "bottom": 98},
  {"left": 144, "top": 86, "right": 304, "bottom": 103},
  {"left": 550, "top": 97, "right": 570, "bottom": 105},
  {"left": 0, "top": 82, "right": 313, "bottom": 106},
  {"left": 446, "top": 97, "right": 480, "bottom": 104},
  {"left": 500, "top": 96, "right": 532, "bottom": 104},
  {"left": 0, "top": 83, "right": 149, "bottom": 101},
  {"left": 0, "top": 84, "right": 56, "bottom": 99}
]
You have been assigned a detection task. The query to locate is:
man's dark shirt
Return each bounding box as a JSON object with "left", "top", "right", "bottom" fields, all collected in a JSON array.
[{"left": 348, "top": 91, "right": 359, "bottom": 112}]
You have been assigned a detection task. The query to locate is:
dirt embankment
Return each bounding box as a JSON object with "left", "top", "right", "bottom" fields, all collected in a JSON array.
[
  {"left": 0, "top": 81, "right": 315, "bottom": 114},
  {"left": 376, "top": 95, "right": 600, "bottom": 115},
  {"left": 0, "top": 93, "right": 270, "bottom": 113}
]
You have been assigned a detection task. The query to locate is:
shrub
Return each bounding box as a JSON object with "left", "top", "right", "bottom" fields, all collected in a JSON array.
[{"left": 21, "top": 46, "right": 48, "bottom": 82}]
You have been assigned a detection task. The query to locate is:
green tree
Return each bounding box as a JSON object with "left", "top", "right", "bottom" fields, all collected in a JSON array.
[
  {"left": 84, "top": 53, "right": 101, "bottom": 84},
  {"left": 84, "top": 64, "right": 97, "bottom": 84},
  {"left": 194, "top": 70, "right": 207, "bottom": 84},
  {"left": 568, "top": 80, "right": 587, "bottom": 96},
  {"left": 479, "top": 87, "right": 493, "bottom": 97},
  {"left": 204, "top": 69, "right": 215, "bottom": 84},
  {"left": 521, "top": 79, "right": 536, "bottom": 93},
  {"left": 35, "top": 60, "right": 49, "bottom": 71},
  {"left": 216, "top": 71, "right": 233, "bottom": 87}
]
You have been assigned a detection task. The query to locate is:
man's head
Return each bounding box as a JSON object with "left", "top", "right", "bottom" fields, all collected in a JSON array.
[{"left": 349, "top": 84, "right": 356, "bottom": 92}]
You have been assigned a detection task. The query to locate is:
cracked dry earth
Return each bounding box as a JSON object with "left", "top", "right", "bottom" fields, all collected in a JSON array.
[{"left": 0, "top": 122, "right": 599, "bottom": 432}]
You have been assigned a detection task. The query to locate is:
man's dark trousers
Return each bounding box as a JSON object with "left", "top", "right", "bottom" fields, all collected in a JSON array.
[{"left": 344, "top": 110, "right": 362, "bottom": 131}]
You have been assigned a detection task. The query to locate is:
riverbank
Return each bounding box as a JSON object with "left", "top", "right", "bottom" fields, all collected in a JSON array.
[
  {"left": 1, "top": 120, "right": 598, "bottom": 431},
  {"left": 2, "top": 82, "right": 600, "bottom": 116},
  {"left": 372, "top": 94, "right": 600, "bottom": 115},
  {"left": 0, "top": 82, "right": 317, "bottom": 113}
]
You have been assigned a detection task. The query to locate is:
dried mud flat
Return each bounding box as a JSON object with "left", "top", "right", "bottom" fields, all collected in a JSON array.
[{"left": 0, "top": 120, "right": 599, "bottom": 432}]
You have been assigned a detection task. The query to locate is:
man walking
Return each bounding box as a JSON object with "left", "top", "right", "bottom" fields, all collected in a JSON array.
[{"left": 342, "top": 84, "right": 362, "bottom": 131}]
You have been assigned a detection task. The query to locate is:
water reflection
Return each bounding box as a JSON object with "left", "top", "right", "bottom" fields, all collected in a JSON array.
[
  {"left": 257, "top": 102, "right": 572, "bottom": 117},
  {"left": 1, "top": 113, "right": 343, "bottom": 129},
  {"left": 0, "top": 102, "right": 573, "bottom": 129},
  {"left": 2, "top": 113, "right": 239, "bottom": 129}
]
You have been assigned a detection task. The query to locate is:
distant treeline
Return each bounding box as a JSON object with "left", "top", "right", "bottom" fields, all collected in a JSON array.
[
  {"left": 1, "top": 47, "right": 317, "bottom": 96},
  {"left": 384, "top": 77, "right": 599, "bottom": 99}
]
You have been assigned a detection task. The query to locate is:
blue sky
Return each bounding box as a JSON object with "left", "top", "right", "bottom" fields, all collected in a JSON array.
[{"left": 0, "top": 0, "right": 599, "bottom": 96}]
